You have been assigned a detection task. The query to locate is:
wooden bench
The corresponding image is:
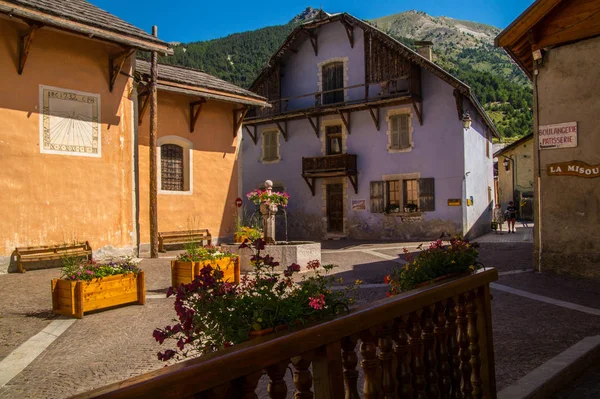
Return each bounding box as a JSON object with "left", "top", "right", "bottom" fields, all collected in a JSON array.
[
  {"left": 158, "top": 229, "right": 211, "bottom": 252},
  {"left": 14, "top": 241, "right": 92, "bottom": 273}
]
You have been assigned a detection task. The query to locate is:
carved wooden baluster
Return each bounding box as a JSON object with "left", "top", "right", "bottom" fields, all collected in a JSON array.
[
  {"left": 457, "top": 295, "right": 473, "bottom": 399},
  {"left": 467, "top": 290, "right": 482, "bottom": 399},
  {"left": 267, "top": 361, "right": 290, "bottom": 399},
  {"left": 422, "top": 306, "right": 440, "bottom": 398},
  {"left": 445, "top": 298, "right": 462, "bottom": 399},
  {"left": 378, "top": 324, "right": 395, "bottom": 399},
  {"left": 394, "top": 316, "right": 412, "bottom": 399},
  {"left": 360, "top": 329, "right": 379, "bottom": 399},
  {"left": 342, "top": 336, "right": 361, "bottom": 399},
  {"left": 291, "top": 353, "right": 314, "bottom": 399},
  {"left": 241, "top": 371, "right": 263, "bottom": 399},
  {"left": 434, "top": 301, "right": 451, "bottom": 398},
  {"left": 408, "top": 312, "right": 427, "bottom": 399}
]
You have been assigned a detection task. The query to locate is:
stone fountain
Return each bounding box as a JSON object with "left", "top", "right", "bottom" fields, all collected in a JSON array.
[{"left": 223, "top": 180, "right": 321, "bottom": 273}]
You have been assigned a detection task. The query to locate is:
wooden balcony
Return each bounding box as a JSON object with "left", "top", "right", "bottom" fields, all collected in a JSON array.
[
  {"left": 302, "top": 154, "right": 358, "bottom": 195},
  {"left": 74, "top": 268, "right": 499, "bottom": 399}
]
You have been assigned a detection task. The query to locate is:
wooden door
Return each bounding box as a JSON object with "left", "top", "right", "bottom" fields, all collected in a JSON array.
[{"left": 327, "top": 184, "right": 344, "bottom": 233}]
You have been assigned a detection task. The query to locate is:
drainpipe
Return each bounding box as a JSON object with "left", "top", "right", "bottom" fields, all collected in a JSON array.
[{"left": 533, "top": 64, "right": 542, "bottom": 273}]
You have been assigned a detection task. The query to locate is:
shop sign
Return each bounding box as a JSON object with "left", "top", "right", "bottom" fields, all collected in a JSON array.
[
  {"left": 539, "top": 122, "right": 577, "bottom": 149},
  {"left": 547, "top": 161, "right": 600, "bottom": 178}
]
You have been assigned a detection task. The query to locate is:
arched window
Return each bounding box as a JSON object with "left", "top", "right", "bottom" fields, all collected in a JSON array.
[{"left": 161, "top": 144, "right": 184, "bottom": 191}]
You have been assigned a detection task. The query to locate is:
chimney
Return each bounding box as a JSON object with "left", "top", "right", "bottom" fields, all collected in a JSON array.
[{"left": 415, "top": 40, "right": 433, "bottom": 61}]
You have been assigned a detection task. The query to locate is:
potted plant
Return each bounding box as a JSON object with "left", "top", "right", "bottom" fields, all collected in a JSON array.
[
  {"left": 171, "top": 244, "right": 239, "bottom": 288},
  {"left": 404, "top": 203, "right": 419, "bottom": 213},
  {"left": 51, "top": 257, "right": 144, "bottom": 319},
  {"left": 386, "top": 204, "right": 400, "bottom": 214},
  {"left": 234, "top": 226, "right": 262, "bottom": 244},
  {"left": 385, "top": 236, "right": 481, "bottom": 296},
  {"left": 246, "top": 189, "right": 289, "bottom": 208},
  {"left": 153, "top": 238, "right": 359, "bottom": 360}
]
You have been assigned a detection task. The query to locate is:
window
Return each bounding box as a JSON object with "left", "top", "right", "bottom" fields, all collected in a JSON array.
[
  {"left": 161, "top": 144, "right": 184, "bottom": 191},
  {"left": 326, "top": 125, "right": 343, "bottom": 155},
  {"left": 386, "top": 180, "right": 400, "bottom": 209},
  {"left": 262, "top": 131, "right": 279, "bottom": 162},
  {"left": 158, "top": 136, "right": 193, "bottom": 194},
  {"left": 322, "top": 62, "right": 344, "bottom": 105},
  {"left": 370, "top": 177, "right": 435, "bottom": 213},
  {"left": 403, "top": 179, "right": 418, "bottom": 207},
  {"left": 389, "top": 114, "right": 411, "bottom": 151}
]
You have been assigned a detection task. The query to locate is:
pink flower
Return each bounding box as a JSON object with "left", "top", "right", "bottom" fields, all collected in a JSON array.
[
  {"left": 307, "top": 260, "right": 320, "bottom": 270},
  {"left": 309, "top": 294, "right": 326, "bottom": 310}
]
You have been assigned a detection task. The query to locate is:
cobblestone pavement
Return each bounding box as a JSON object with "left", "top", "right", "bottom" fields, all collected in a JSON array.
[{"left": 0, "top": 237, "right": 598, "bottom": 398}]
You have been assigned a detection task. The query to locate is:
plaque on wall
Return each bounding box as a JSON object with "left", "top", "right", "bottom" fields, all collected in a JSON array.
[
  {"left": 39, "top": 85, "right": 101, "bottom": 157},
  {"left": 547, "top": 161, "right": 599, "bottom": 178}
]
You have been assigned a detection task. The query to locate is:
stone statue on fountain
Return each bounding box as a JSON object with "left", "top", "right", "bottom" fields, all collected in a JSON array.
[{"left": 259, "top": 180, "right": 278, "bottom": 244}]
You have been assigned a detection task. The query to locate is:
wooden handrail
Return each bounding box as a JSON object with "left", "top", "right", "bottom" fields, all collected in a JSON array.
[{"left": 74, "top": 268, "right": 497, "bottom": 399}]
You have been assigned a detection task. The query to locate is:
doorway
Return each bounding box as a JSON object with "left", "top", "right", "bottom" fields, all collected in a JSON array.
[{"left": 326, "top": 183, "right": 344, "bottom": 233}]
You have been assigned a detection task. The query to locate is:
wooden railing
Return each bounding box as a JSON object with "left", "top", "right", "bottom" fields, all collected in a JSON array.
[
  {"left": 74, "top": 268, "right": 498, "bottom": 399},
  {"left": 302, "top": 153, "right": 358, "bottom": 176}
]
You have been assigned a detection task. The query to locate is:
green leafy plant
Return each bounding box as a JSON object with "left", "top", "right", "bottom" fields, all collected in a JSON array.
[
  {"left": 385, "top": 237, "right": 480, "bottom": 295},
  {"left": 153, "top": 238, "right": 358, "bottom": 360},
  {"left": 60, "top": 257, "right": 140, "bottom": 281},
  {"left": 235, "top": 226, "right": 262, "bottom": 240},
  {"left": 176, "top": 244, "right": 237, "bottom": 263}
]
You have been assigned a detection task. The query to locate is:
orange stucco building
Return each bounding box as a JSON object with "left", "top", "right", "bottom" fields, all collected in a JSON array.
[{"left": 0, "top": 1, "right": 267, "bottom": 272}]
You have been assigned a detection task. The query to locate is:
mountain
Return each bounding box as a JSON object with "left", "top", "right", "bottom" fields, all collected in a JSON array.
[{"left": 150, "top": 7, "right": 532, "bottom": 139}]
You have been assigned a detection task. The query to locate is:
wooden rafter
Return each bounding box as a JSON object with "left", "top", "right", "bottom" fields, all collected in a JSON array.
[
  {"left": 303, "top": 29, "right": 318, "bottom": 56},
  {"left": 306, "top": 114, "right": 320, "bottom": 138},
  {"left": 412, "top": 99, "right": 423, "bottom": 126},
  {"left": 189, "top": 99, "right": 207, "bottom": 133},
  {"left": 109, "top": 48, "right": 135, "bottom": 92},
  {"left": 138, "top": 91, "right": 151, "bottom": 125},
  {"left": 338, "top": 111, "right": 351, "bottom": 134},
  {"left": 302, "top": 176, "right": 316, "bottom": 196},
  {"left": 367, "top": 106, "right": 380, "bottom": 131},
  {"left": 348, "top": 174, "right": 358, "bottom": 194},
  {"left": 18, "top": 24, "right": 41, "bottom": 75},
  {"left": 244, "top": 125, "right": 257, "bottom": 145},
  {"left": 341, "top": 19, "right": 354, "bottom": 48},
  {"left": 276, "top": 121, "right": 288, "bottom": 142},
  {"left": 233, "top": 107, "right": 249, "bottom": 137},
  {"left": 453, "top": 89, "right": 464, "bottom": 121}
]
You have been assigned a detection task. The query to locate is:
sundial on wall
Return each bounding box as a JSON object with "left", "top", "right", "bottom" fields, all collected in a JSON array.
[{"left": 40, "top": 85, "right": 101, "bottom": 157}]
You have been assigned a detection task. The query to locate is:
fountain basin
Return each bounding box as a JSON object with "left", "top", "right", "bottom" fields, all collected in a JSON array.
[{"left": 222, "top": 241, "right": 321, "bottom": 273}]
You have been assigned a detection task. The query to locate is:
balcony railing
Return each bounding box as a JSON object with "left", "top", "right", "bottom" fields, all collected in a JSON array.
[
  {"left": 75, "top": 268, "right": 498, "bottom": 399},
  {"left": 302, "top": 154, "right": 357, "bottom": 176}
]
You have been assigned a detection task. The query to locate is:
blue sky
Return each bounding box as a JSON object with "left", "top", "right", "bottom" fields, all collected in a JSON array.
[{"left": 92, "top": 0, "right": 534, "bottom": 43}]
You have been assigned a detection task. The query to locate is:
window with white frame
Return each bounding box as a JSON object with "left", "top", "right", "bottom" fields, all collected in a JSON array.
[
  {"left": 388, "top": 113, "right": 412, "bottom": 151},
  {"left": 262, "top": 130, "right": 279, "bottom": 162},
  {"left": 158, "top": 136, "right": 193, "bottom": 194}
]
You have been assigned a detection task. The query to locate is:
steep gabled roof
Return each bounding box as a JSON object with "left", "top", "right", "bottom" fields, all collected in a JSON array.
[
  {"left": 494, "top": 133, "right": 533, "bottom": 158},
  {"left": 136, "top": 60, "right": 268, "bottom": 107},
  {"left": 496, "top": 0, "right": 600, "bottom": 78},
  {"left": 250, "top": 11, "right": 499, "bottom": 138},
  {"left": 0, "top": 0, "right": 172, "bottom": 53}
]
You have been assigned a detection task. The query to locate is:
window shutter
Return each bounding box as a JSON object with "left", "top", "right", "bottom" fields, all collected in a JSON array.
[
  {"left": 419, "top": 178, "right": 435, "bottom": 211},
  {"left": 399, "top": 115, "right": 410, "bottom": 149},
  {"left": 390, "top": 116, "right": 400, "bottom": 148},
  {"left": 370, "top": 181, "right": 384, "bottom": 213}
]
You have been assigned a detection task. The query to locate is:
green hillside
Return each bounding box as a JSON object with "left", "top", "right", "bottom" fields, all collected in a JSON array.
[{"left": 148, "top": 8, "right": 532, "bottom": 139}]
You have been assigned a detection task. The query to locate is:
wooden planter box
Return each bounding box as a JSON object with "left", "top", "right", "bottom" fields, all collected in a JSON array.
[
  {"left": 171, "top": 257, "right": 240, "bottom": 288},
  {"left": 51, "top": 271, "right": 145, "bottom": 319}
]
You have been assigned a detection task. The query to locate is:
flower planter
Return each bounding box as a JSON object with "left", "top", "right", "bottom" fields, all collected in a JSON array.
[
  {"left": 171, "top": 257, "right": 240, "bottom": 288},
  {"left": 233, "top": 234, "right": 249, "bottom": 244},
  {"left": 51, "top": 271, "right": 145, "bottom": 319}
]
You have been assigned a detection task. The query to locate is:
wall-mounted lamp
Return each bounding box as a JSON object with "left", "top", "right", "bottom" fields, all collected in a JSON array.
[
  {"left": 503, "top": 158, "right": 510, "bottom": 171},
  {"left": 462, "top": 111, "right": 472, "bottom": 130}
]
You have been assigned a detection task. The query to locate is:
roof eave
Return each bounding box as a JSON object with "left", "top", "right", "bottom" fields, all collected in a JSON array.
[{"left": 0, "top": 4, "right": 173, "bottom": 54}]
